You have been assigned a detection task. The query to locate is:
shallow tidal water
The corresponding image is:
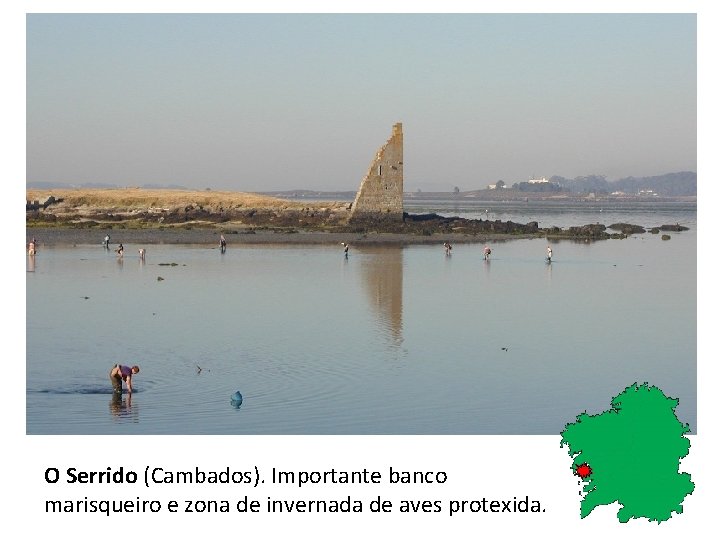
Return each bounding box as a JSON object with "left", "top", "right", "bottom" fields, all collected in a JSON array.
[{"left": 26, "top": 204, "right": 696, "bottom": 435}]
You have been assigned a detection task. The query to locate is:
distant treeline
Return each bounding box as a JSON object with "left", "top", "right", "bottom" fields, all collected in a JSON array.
[{"left": 545, "top": 171, "right": 697, "bottom": 196}]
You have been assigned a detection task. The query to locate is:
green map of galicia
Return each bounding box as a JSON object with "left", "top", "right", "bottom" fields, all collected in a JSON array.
[{"left": 560, "top": 382, "right": 694, "bottom": 523}]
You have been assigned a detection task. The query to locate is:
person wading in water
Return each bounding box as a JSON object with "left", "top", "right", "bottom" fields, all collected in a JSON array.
[{"left": 110, "top": 364, "right": 140, "bottom": 394}]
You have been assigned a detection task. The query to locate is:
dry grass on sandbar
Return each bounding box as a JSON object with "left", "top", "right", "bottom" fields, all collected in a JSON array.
[{"left": 25, "top": 187, "right": 312, "bottom": 211}]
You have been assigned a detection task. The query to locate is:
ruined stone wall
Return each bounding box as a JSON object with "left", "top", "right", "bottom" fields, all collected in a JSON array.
[{"left": 349, "top": 123, "right": 403, "bottom": 222}]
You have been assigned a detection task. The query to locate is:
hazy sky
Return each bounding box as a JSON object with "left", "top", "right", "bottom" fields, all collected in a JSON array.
[{"left": 26, "top": 13, "right": 696, "bottom": 192}]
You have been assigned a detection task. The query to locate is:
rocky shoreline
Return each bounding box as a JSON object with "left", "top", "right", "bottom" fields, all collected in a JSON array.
[
  {"left": 26, "top": 219, "right": 690, "bottom": 248},
  {"left": 25, "top": 189, "right": 690, "bottom": 246}
]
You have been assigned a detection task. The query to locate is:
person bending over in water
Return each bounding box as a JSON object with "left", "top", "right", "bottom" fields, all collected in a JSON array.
[{"left": 110, "top": 364, "right": 140, "bottom": 394}]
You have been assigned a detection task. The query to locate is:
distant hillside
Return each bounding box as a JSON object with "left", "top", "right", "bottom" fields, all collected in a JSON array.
[
  {"left": 612, "top": 172, "right": 697, "bottom": 196},
  {"left": 550, "top": 172, "right": 696, "bottom": 196}
]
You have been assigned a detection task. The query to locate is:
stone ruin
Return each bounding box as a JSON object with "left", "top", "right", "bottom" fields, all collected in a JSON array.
[{"left": 349, "top": 123, "right": 404, "bottom": 223}]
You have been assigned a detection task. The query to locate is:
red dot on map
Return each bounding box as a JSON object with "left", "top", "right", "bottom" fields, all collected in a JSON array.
[{"left": 575, "top": 463, "right": 592, "bottom": 479}]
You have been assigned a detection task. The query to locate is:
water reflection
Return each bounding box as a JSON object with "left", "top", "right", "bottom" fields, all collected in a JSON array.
[
  {"left": 357, "top": 247, "right": 404, "bottom": 347},
  {"left": 109, "top": 392, "right": 139, "bottom": 423},
  {"left": 27, "top": 254, "right": 35, "bottom": 273}
]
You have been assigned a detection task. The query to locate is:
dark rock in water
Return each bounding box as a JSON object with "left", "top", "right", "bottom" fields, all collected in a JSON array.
[
  {"left": 566, "top": 223, "right": 609, "bottom": 239},
  {"left": 650, "top": 227, "right": 660, "bottom": 234},
  {"left": 344, "top": 212, "right": 546, "bottom": 236},
  {"left": 660, "top": 224, "right": 689, "bottom": 232},
  {"left": 405, "top": 212, "right": 446, "bottom": 223},
  {"left": 661, "top": 234, "right": 671, "bottom": 241},
  {"left": 157, "top": 276, "right": 164, "bottom": 281},
  {"left": 608, "top": 223, "right": 646, "bottom": 234}
]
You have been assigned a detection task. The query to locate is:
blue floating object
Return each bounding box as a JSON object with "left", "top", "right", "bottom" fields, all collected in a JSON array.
[{"left": 230, "top": 391, "right": 243, "bottom": 408}]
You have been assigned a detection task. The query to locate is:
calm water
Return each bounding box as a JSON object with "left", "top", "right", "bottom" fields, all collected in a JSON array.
[{"left": 26, "top": 203, "right": 696, "bottom": 434}]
